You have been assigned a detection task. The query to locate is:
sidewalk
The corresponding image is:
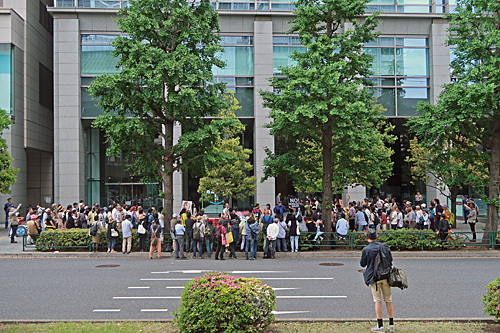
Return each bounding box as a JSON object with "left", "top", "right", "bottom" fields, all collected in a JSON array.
[{"left": 1, "top": 218, "right": 498, "bottom": 259}]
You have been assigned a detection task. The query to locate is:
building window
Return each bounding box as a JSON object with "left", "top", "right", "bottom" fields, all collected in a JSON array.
[
  {"left": 366, "top": 0, "right": 432, "bottom": 13},
  {"left": 0, "top": 44, "right": 13, "bottom": 115},
  {"left": 364, "top": 37, "right": 430, "bottom": 117},
  {"left": 81, "top": 34, "right": 120, "bottom": 76},
  {"left": 213, "top": 36, "right": 254, "bottom": 117},
  {"left": 39, "top": 1, "right": 53, "bottom": 33},
  {"left": 272, "top": 36, "right": 305, "bottom": 75},
  {"left": 39, "top": 63, "right": 54, "bottom": 109}
]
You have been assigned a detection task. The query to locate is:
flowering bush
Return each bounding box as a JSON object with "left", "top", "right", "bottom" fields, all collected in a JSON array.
[
  {"left": 174, "top": 272, "right": 276, "bottom": 332},
  {"left": 483, "top": 276, "right": 500, "bottom": 322}
]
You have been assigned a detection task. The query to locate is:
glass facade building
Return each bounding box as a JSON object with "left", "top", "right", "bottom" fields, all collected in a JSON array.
[{"left": 48, "top": 1, "right": 459, "bottom": 208}]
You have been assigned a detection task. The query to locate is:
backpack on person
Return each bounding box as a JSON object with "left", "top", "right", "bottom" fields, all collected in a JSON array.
[
  {"left": 373, "top": 243, "right": 392, "bottom": 282},
  {"left": 373, "top": 213, "right": 380, "bottom": 226},
  {"left": 89, "top": 223, "right": 98, "bottom": 236},
  {"left": 215, "top": 226, "right": 222, "bottom": 241},
  {"left": 193, "top": 222, "right": 201, "bottom": 240}
]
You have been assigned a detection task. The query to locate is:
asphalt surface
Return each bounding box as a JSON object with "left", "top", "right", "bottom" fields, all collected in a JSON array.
[{"left": 0, "top": 256, "right": 497, "bottom": 321}]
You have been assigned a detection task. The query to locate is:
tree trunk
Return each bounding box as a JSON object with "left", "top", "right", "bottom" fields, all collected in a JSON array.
[
  {"left": 483, "top": 119, "right": 500, "bottom": 243},
  {"left": 162, "top": 121, "right": 175, "bottom": 223},
  {"left": 322, "top": 126, "right": 333, "bottom": 235},
  {"left": 450, "top": 185, "right": 458, "bottom": 229}
]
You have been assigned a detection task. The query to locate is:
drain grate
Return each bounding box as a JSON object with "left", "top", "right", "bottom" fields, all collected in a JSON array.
[
  {"left": 319, "top": 263, "right": 344, "bottom": 267},
  {"left": 96, "top": 264, "right": 120, "bottom": 268}
]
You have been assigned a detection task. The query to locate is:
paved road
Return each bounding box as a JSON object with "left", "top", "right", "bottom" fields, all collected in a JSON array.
[{"left": 0, "top": 256, "right": 497, "bottom": 321}]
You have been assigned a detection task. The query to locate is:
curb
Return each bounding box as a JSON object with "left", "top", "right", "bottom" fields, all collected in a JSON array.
[
  {"left": 1, "top": 250, "right": 500, "bottom": 258},
  {"left": 0, "top": 318, "right": 494, "bottom": 323}
]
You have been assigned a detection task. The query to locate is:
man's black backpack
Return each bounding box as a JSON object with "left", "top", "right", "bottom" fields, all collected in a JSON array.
[{"left": 374, "top": 243, "right": 392, "bottom": 282}]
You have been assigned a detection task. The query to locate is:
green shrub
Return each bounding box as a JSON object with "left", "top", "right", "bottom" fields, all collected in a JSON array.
[
  {"left": 353, "top": 229, "right": 464, "bottom": 250},
  {"left": 36, "top": 229, "right": 91, "bottom": 251},
  {"left": 36, "top": 228, "right": 146, "bottom": 251},
  {"left": 174, "top": 272, "right": 276, "bottom": 333},
  {"left": 483, "top": 276, "right": 500, "bottom": 322}
]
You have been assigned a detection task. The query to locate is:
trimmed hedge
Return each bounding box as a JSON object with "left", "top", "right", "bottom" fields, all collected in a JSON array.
[
  {"left": 353, "top": 229, "right": 465, "bottom": 250},
  {"left": 35, "top": 228, "right": 146, "bottom": 251},
  {"left": 34, "top": 228, "right": 473, "bottom": 252}
]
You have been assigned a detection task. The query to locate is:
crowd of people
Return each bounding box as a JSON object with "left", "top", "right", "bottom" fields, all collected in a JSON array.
[{"left": 3, "top": 193, "right": 481, "bottom": 257}]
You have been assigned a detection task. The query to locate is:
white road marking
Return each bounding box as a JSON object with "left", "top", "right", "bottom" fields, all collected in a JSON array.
[
  {"left": 151, "top": 270, "right": 289, "bottom": 274},
  {"left": 142, "top": 278, "right": 192, "bottom": 281},
  {"left": 272, "top": 311, "right": 310, "bottom": 315},
  {"left": 231, "top": 271, "right": 289, "bottom": 274},
  {"left": 141, "top": 309, "right": 169, "bottom": 312},
  {"left": 151, "top": 270, "right": 210, "bottom": 274},
  {"left": 93, "top": 309, "right": 121, "bottom": 312},
  {"left": 141, "top": 277, "right": 333, "bottom": 281},
  {"left": 166, "top": 286, "right": 185, "bottom": 289},
  {"left": 114, "top": 296, "right": 182, "bottom": 300},
  {"left": 272, "top": 288, "right": 299, "bottom": 291},
  {"left": 128, "top": 286, "right": 150, "bottom": 289},
  {"left": 276, "top": 296, "right": 347, "bottom": 299},
  {"left": 254, "top": 277, "right": 334, "bottom": 280}
]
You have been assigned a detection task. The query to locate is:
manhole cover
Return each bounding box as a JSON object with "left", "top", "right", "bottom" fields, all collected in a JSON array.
[
  {"left": 95, "top": 264, "right": 120, "bottom": 268},
  {"left": 358, "top": 269, "right": 365, "bottom": 273},
  {"left": 319, "top": 263, "right": 344, "bottom": 267}
]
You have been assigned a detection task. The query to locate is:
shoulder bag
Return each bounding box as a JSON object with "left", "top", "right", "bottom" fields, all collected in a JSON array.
[{"left": 388, "top": 266, "right": 408, "bottom": 290}]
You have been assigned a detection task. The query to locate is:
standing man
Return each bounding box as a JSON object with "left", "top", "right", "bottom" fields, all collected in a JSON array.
[
  {"left": 273, "top": 201, "right": 286, "bottom": 220},
  {"left": 462, "top": 195, "right": 469, "bottom": 224},
  {"left": 276, "top": 192, "right": 281, "bottom": 205},
  {"left": 266, "top": 218, "right": 279, "bottom": 259},
  {"left": 4, "top": 198, "right": 13, "bottom": 229},
  {"left": 184, "top": 212, "right": 195, "bottom": 253},
  {"left": 121, "top": 215, "right": 133, "bottom": 254},
  {"left": 414, "top": 191, "right": 423, "bottom": 206},
  {"left": 174, "top": 219, "right": 187, "bottom": 259},
  {"left": 360, "top": 229, "right": 395, "bottom": 332},
  {"left": 348, "top": 202, "right": 356, "bottom": 232},
  {"left": 355, "top": 206, "right": 368, "bottom": 231},
  {"left": 8, "top": 204, "right": 22, "bottom": 243}
]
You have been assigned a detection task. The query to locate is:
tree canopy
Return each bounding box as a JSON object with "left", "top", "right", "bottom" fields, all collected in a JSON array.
[
  {"left": 89, "top": 0, "right": 241, "bottom": 219},
  {"left": 260, "top": 0, "right": 394, "bottom": 232}
]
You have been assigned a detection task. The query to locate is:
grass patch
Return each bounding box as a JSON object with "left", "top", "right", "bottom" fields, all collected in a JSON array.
[{"left": 0, "top": 321, "right": 488, "bottom": 333}]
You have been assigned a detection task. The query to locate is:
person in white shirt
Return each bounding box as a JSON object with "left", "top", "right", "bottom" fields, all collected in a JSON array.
[
  {"left": 390, "top": 209, "right": 398, "bottom": 230},
  {"left": 415, "top": 206, "right": 423, "bottom": 230},
  {"left": 397, "top": 206, "right": 404, "bottom": 229},
  {"left": 266, "top": 218, "right": 279, "bottom": 259}
]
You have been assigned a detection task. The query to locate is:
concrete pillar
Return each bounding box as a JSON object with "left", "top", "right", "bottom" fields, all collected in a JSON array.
[
  {"left": 430, "top": 19, "right": 450, "bottom": 104},
  {"left": 53, "top": 15, "right": 85, "bottom": 205},
  {"left": 345, "top": 185, "right": 366, "bottom": 204},
  {"left": 253, "top": 18, "right": 275, "bottom": 208}
]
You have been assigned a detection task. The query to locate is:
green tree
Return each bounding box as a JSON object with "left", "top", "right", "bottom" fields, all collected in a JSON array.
[
  {"left": 198, "top": 92, "right": 256, "bottom": 204},
  {"left": 404, "top": 137, "right": 488, "bottom": 219},
  {"left": 89, "top": 0, "right": 240, "bottom": 219},
  {"left": 260, "top": 0, "right": 394, "bottom": 232},
  {"left": 0, "top": 109, "right": 18, "bottom": 194},
  {"left": 408, "top": 0, "right": 500, "bottom": 237},
  {"left": 198, "top": 137, "right": 256, "bottom": 203}
]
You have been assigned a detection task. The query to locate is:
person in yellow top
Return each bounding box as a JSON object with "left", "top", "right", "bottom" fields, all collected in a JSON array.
[{"left": 180, "top": 208, "right": 188, "bottom": 226}]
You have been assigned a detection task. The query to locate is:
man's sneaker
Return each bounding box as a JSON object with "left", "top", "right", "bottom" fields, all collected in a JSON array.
[
  {"left": 388, "top": 325, "right": 395, "bottom": 332},
  {"left": 371, "top": 326, "right": 385, "bottom": 332}
]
